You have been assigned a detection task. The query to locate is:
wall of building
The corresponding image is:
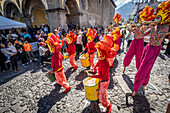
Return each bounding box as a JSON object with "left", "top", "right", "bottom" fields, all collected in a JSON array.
[{"left": 0, "top": 0, "right": 116, "bottom": 31}]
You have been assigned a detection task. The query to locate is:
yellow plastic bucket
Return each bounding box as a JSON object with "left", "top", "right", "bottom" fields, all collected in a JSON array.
[
  {"left": 83, "top": 77, "right": 100, "bottom": 101},
  {"left": 63, "top": 53, "right": 69, "bottom": 59},
  {"left": 79, "top": 54, "right": 90, "bottom": 67}
]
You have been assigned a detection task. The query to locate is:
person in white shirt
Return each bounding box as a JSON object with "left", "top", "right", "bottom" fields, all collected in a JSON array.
[
  {"left": 39, "top": 42, "right": 48, "bottom": 65},
  {"left": 5, "top": 42, "right": 17, "bottom": 63},
  {"left": 99, "top": 33, "right": 104, "bottom": 41},
  {"left": 6, "top": 30, "right": 18, "bottom": 40},
  {"left": 76, "top": 31, "right": 83, "bottom": 55},
  {"left": 6, "top": 42, "right": 21, "bottom": 72}
]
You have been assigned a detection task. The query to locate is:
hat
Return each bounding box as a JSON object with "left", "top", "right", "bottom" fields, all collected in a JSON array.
[
  {"left": 14, "top": 41, "right": 19, "bottom": 44},
  {"left": 86, "top": 28, "right": 97, "bottom": 42},
  {"left": 139, "top": 5, "right": 155, "bottom": 22},
  {"left": 39, "top": 42, "right": 45, "bottom": 45}
]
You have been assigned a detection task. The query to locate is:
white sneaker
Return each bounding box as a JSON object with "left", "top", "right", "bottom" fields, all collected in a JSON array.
[
  {"left": 5, "top": 60, "right": 10, "bottom": 63},
  {"left": 34, "top": 58, "right": 37, "bottom": 61},
  {"left": 30, "top": 60, "right": 32, "bottom": 63},
  {"left": 90, "top": 67, "right": 94, "bottom": 70}
]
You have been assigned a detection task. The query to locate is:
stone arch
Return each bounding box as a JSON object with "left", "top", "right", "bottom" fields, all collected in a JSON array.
[
  {"left": 22, "top": 0, "right": 46, "bottom": 16},
  {"left": 31, "top": 7, "right": 49, "bottom": 27},
  {"left": 65, "top": 0, "right": 80, "bottom": 26},
  {"left": 3, "top": 1, "right": 21, "bottom": 21},
  {"left": 22, "top": 0, "right": 48, "bottom": 27}
]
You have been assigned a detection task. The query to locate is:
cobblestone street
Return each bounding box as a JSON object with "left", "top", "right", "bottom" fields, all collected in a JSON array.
[{"left": 0, "top": 43, "right": 169, "bottom": 113}]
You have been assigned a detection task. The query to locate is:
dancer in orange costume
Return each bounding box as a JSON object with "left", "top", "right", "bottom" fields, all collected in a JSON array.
[
  {"left": 88, "top": 40, "right": 112, "bottom": 113},
  {"left": 104, "top": 27, "right": 121, "bottom": 68},
  {"left": 46, "top": 33, "right": 71, "bottom": 93},
  {"left": 103, "top": 34, "right": 119, "bottom": 67},
  {"left": 82, "top": 28, "right": 97, "bottom": 69},
  {"left": 65, "top": 31, "right": 78, "bottom": 70}
]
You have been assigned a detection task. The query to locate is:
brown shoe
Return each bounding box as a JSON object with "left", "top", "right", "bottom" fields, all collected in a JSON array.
[
  {"left": 17, "top": 68, "right": 21, "bottom": 70},
  {"left": 13, "top": 70, "right": 17, "bottom": 73}
]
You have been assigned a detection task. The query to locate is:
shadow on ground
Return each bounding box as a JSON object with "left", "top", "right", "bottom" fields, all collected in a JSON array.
[
  {"left": 120, "top": 74, "right": 155, "bottom": 113},
  {"left": 37, "top": 84, "right": 67, "bottom": 113},
  {"left": 75, "top": 70, "right": 87, "bottom": 90},
  {"left": 65, "top": 67, "right": 76, "bottom": 80},
  {"left": 108, "top": 58, "right": 119, "bottom": 89}
]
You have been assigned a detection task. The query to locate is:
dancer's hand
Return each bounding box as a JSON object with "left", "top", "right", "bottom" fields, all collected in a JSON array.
[{"left": 48, "top": 71, "right": 53, "bottom": 75}]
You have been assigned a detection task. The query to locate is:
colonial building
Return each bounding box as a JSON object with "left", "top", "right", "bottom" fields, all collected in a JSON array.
[{"left": 0, "top": 0, "right": 116, "bottom": 31}]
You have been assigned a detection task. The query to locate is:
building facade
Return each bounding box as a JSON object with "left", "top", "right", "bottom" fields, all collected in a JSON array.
[{"left": 0, "top": 0, "right": 116, "bottom": 31}]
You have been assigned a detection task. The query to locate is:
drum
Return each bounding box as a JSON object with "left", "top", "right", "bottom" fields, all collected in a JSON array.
[
  {"left": 79, "top": 54, "right": 90, "bottom": 67},
  {"left": 83, "top": 77, "right": 100, "bottom": 101},
  {"left": 46, "top": 73, "right": 56, "bottom": 82},
  {"left": 63, "top": 52, "right": 69, "bottom": 59}
]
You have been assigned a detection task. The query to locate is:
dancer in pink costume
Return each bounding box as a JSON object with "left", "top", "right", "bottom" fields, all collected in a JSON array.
[
  {"left": 123, "top": 5, "right": 156, "bottom": 73},
  {"left": 132, "top": 1, "right": 170, "bottom": 96},
  {"left": 123, "top": 27, "right": 144, "bottom": 71}
]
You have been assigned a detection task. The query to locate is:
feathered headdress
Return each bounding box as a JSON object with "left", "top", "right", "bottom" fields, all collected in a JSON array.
[
  {"left": 66, "top": 31, "right": 77, "bottom": 44},
  {"left": 139, "top": 5, "right": 155, "bottom": 22},
  {"left": 156, "top": 1, "right": 170, "bottom": 24},
  {"left": 113, "top": 13, "right": 122, "bottom": 24},
  {"left": 111, "top": 27, "right": 122, "bottom": 41},
  {"left": 95, "top": 40, "right": 110, "bottom": 60},
  {"left": 86, "top": 28, "right": 97, "bottom": 42},
  {"left": 45, "top": 33, "right": 62, "bottom": 53}
]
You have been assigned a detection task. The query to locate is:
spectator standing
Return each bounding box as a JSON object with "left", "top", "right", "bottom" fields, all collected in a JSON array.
[
  {"left": 23, "top": 32, "right": 32, "bottom": 42},
  {"left": 6, "top": 30, "right": 18, "bottom": 40},
  {"left": 44, "top": 25, "right": 49, "bottom": 34},
  {"left": 121, "top": 30, "right": 126, "bottom": 50},
  {"left": 1, "top": 43, "right": 21, "bottom": 73},
  {"left": 126, "top": 30, "right": 134, "bottom": 48},
  {"left": 15, "top": 41, "right": 29, "bottom": 65},
  {"left": 39, "top": 42, "right": 48, "bottom": 65},
  {"left": 19, "top": 37, "right": 25, "bottom": 45},
  {"left": 0, "top": 36, "right": 7, "bottom": 44},
  {"left": 0, "top": 50, "right": 9, "bottom": 72},
  {"left": 76, "top": 31, "right": 83, "bottom": 55},
  {"left": 99, "top": 33, "right": 104, "bottom": 41},
  {"left": 61, "top": 34, "right": 67, "bottom": 53},
  {"left": 23, "top": 40, "right": 37, "bottom": 62},
  {"left": 82, "top": 28, "right": 87, "bottom": 48}
]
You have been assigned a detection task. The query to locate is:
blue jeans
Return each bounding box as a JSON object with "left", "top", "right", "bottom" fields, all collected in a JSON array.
[{"left": 121, "top": 38, "right": 125, "bottom": 48}]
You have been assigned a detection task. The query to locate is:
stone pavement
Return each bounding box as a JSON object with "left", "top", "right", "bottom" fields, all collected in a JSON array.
[{"left": 0, "top": 43, "right": 169, "bottom": 113}]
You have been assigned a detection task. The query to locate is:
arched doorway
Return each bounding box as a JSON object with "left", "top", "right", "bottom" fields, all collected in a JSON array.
[
  {"left": 22, "top": 0, "right": 48, "bottom": 27},
  {"left": 4, "top": 2, "right": 21, "bottom": 22},
  {"left": 32, "top": 8, "right": 48, "bottom": 27},
  {"left": 65, "top": 0, "right": 80, "bottom": 26}
]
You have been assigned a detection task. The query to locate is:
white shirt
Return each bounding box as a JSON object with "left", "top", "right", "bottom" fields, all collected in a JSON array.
[
  {"left": 99, "top": 35, "right": 104, "bottom": 41},
  {"left": 6, "top": 34, "right": 18, "bottom": 40},
  {"left": 44, "top": 27, "right": 48, "bottom": 32},
  {"left": 7, "top": 45, "right": 17, "bottom": 53},
  {"left": 76, "top": 35, "right": 82, "bottom": 45},
  {"left": 39, "top": 46, "right": 48, "bottom": 56}
]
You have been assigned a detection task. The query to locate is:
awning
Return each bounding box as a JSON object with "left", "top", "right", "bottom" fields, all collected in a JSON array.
[{"left": 0, "top": 16, "right": 26, "bottom": 30}]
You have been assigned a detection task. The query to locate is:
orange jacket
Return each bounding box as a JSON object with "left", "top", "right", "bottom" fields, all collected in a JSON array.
[{"left": 24, "top": 43, "right": 33, "bottom": 52}]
